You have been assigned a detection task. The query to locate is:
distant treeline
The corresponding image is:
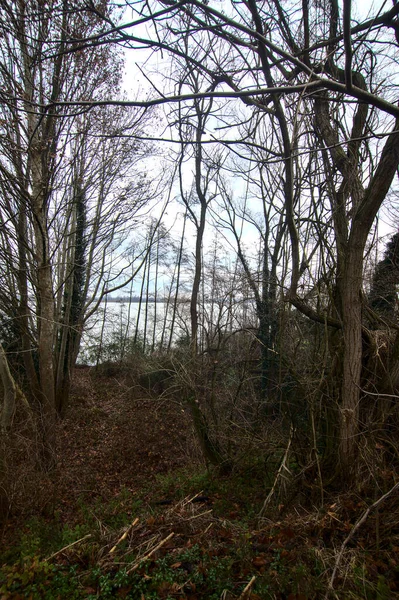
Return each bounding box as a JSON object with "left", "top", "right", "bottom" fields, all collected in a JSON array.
[{"left": 104, "top": 296, "right": 191, "bottom": 304}]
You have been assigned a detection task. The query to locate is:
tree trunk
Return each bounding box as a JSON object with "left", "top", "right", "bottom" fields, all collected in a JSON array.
[
  {"left": 190, "top": 202, "right": 206, "bottom": 352},
  {"left": 167, "top": 208, "right": 187, "bottom": 350},
  {"left": 338, "top": 245, "right": 364, "bottom": 474},
  {"left": 186, "top": 395, "right": 225, "bottom": 468},
  {"left": 30, "top": 142, "right": 57, "bottom": 465},
  {"left": 0, "top": 343, "right": 17, "bottom": 432}
]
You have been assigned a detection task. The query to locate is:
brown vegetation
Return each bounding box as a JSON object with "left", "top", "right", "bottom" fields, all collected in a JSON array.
[{"left": 1, "top": 366, "right": 399, "bottom": 598}]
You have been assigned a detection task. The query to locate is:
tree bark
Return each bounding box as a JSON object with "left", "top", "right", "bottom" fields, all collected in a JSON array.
[
  {"left": 0, "top": 344, "right": 17, "bottom": 432},
  {"left": 338, "top": 241, "right": 364, "bottom": 472}
]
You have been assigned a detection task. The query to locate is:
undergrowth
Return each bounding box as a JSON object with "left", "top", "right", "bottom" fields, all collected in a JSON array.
[{"left": 1, "top": 465, "right": 399, "bottom": 599}]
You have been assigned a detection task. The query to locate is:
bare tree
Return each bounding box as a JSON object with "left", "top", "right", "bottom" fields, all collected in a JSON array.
[
  {"left": 0, "top": 1, "right": 155, "bottom": 457},
  {"left": 114, "top": 0, "right": 399, "bottom": 478},
  {"left": 3, "top": 0, "right": 399, "bottom": 480}
]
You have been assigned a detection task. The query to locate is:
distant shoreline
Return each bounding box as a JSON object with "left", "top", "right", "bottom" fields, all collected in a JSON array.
[{"left": 102, "top": 297, "right": 191, "bottom": 304}]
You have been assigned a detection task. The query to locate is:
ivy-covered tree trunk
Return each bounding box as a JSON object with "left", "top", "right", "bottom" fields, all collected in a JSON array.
[
  {"left": 0, "top": 343, "right": 17, "bottom": 432},
  {"left": 55, "top": 181, "right": 87, "bottom": 417}
]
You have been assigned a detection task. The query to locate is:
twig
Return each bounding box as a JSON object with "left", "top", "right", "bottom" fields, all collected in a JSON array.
[
  {"left": 45, "top": 534, "right": 92, "bottom": 562},
  {"left": 182, "top": 491, "right": 203, "bottom": 506},
  {"left": 203, "top": 522, "right": 213, "bottom": 535},
  {"left": 128, "top": 532, "right": 175, "bottom": 573},
  {"left": 184, "top": 509, "right": 213, "bottom": 521},
  {"left": 259, "top": 425, "right": 294, "bottom": 518},
  {"left": 237, "top": 575, "right": 256, "bottom": 600},
  {"left": 325, "top": 481, "right": 399, "bottom": 598},
  {"left": 109, "top": 517, "right": 139, "bottom": 554},
  {"left": 125, "top": 533, "right": 159, "bottom": 557}
]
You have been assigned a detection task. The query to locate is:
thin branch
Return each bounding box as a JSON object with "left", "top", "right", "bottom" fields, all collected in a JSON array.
[
  {"left": 127, "top": 532, "right": 175, "bottom": 573},
  {"left": 109, "top": 517, "right": 139, "bottom": 554},
  {"left": 45, "top": 534, "right": 92, "bottom": 562},
  {"left": 326, "top": 481, "right": 399, "bottom": 598},
  {"left": 238, "top": 575, "right": 257, "bottom": 600},
  {"left": 343, "top": 0, "right": 352, "bottom": 89}
]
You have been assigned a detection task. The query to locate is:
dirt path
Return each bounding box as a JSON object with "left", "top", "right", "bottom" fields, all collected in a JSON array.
[{"left": 51, "top": 367, "right": 198, "bottom": 519}]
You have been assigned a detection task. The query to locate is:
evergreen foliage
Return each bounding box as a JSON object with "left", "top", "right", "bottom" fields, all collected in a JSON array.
[{"left": 369, "top": 233, "right": 399, "bottom": 321}]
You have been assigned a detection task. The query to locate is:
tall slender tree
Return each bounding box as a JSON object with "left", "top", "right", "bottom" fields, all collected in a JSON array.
[{"left": 0, "top": 1, "right": 154, "bottom": 452}]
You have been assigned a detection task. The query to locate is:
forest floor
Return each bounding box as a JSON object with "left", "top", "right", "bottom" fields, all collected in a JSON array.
[{"left": 1, "top": 368, "right": 399, "bottom": 599}]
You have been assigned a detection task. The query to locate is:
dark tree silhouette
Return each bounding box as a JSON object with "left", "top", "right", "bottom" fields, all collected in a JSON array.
[{"left": 369, "top": 233, "right": 399, "bottom": 322}]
